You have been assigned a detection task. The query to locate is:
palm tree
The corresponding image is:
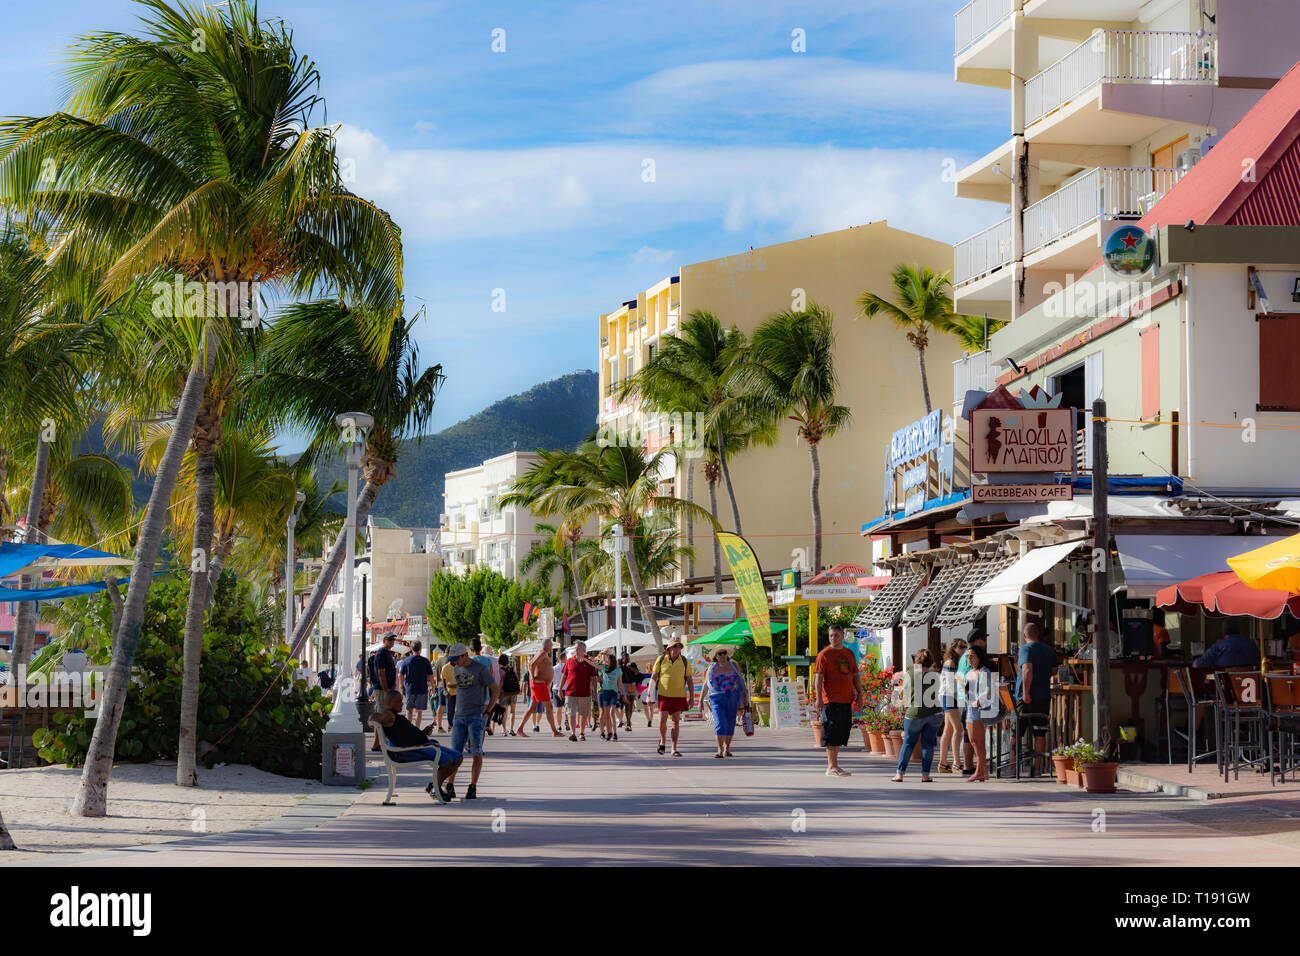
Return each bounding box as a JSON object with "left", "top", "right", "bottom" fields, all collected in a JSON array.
[
  {"left": 741, "top": 303, "right": 851, "bottom": 573},
  {"left": 619, "top": 310, "right": 776, "bottom": 591},
  {"left": 572, "top": 512, "right": 693, "bottom": 596},
  {"left": 0, "top": 0, "right": 403, "bottom": 816},
  {"left": 519, "top": 523, "right": 579, "bottom": 614},
  {"left": 249, "top": 301, "right": 444, "bottom": 653},
  {"left": 525, "top": 442, "right": 715, "bottom": 653},
  {"left": 857, "top": 264, "right": 981, "bottom": 414},
  {"left": 944, "top": 313, "right": 1006, "bottom": 353}
]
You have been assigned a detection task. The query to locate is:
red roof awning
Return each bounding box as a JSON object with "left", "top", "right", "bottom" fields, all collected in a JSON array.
[
  {"left": 803, "top": 563, "right": 872, "bottom": 586},
  {"left": 856, "top": 575, "right": 892, "bottom": 591},
  {"left": 1156, "top": 570, "right": 1300, "bottom": 620}
]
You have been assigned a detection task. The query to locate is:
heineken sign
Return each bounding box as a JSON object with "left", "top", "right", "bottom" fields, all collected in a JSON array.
[{"left": 1103, "top": 225, "right": 1155, "bottom": 277}]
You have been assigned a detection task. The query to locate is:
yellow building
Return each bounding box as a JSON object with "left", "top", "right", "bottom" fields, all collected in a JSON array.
[{"left": 597, "top": 221, "right": 964, "bottom": 585}]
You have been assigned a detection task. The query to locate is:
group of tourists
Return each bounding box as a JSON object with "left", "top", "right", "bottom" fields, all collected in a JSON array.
[
  {"left": 820, "top": 621, "right": 1055, "bottom": 783},
  {"left": 364, "top": 626, "right": 756, "bottom": 803}
]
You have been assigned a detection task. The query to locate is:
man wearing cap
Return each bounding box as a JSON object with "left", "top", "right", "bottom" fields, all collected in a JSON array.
[
  {"left": 443, "top": 642, "right": 500, "bottom": 801},
  {"left": 652, "top": 636, "right": 694, "bottom": 757},
  {"left": 370, "top": 633, "right": 398, "bottom": 752}
]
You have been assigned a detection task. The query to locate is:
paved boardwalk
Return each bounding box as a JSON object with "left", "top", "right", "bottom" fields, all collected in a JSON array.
[{"left": 36, "top": 722, "right": 1300, "bottom": 866}]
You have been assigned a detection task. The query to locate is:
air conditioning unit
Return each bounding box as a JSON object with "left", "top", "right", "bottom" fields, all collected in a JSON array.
[{"left": 1175, "top": 149, "right": 1198, "bottom": 173}]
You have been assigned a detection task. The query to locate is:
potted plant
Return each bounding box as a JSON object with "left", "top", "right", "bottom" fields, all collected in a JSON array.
[
  {"left": 881, "top": 709, "right": 904, "bottom": 757},
  {"left": 1051, "top": 744, "right": 1074, "bottom": 784},
  {"left": 1072, "top": 739, "right": 1119, "bottom": 794},
  {"left": 865, "top": 712, "right": 887, "bottom": 754}
]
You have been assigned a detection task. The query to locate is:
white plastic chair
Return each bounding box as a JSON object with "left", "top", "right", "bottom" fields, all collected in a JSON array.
[{"left": 369, "top": 719, "right": 445, "bottom": 805}]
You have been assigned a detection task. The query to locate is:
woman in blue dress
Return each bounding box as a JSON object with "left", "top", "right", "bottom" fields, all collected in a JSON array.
[{"left": 703, "top": 647, "right": 750, "bottom": 758}]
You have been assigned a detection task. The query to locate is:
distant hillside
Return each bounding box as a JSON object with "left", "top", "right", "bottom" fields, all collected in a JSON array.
[
  {"left": 74, "top": 370, "right": 598, "bottom": 530},
  {"left": 318, "top": 370, "right": 598, "bottom": 529}
]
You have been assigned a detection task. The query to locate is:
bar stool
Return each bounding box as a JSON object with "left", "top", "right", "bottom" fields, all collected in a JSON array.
[
  {"left": 1265, "top": 674, "right": 1300, "bottom": 785},
  {"left": 1168, "top": 667, "right": 1218, "bottom": 773},
  {"left": 1217, "top": 670, "right": 1267, "bottom": 782}
]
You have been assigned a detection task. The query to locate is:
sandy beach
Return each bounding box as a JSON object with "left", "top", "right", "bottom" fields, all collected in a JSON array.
[{"left": 0, "top": 761, "right": 354, "bottom": 863}]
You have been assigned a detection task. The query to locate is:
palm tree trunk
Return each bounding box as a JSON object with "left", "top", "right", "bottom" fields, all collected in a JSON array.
[
  {"left": 176, "top": 439, "right": 217, "bottom": 788},
  {"left": 684, "top": 459, "right": 695, "bottom": 580},
  {"left": 289, "top": 479, "right": 383, "bottom": 653},
  {"left": 917, "top": 345, "right": 932, "bottom": 414},
  {"left": 718, "top": 445, "right": 743, "bottom": 534},
  {"left": 809, "top": 440, "right": 823, "bottom": 572},
  {"left": 72, "top": 329, "right": 217, "bottom": 818},
  {"left": 10, "top": 434, "right": 51, "bottom": 668},
  {"left": 206, "top": 529, "right": 234, "bottom": 594},
  {"left": 707, "top": 475, "right": 723, "bottom": 594},
  {"left": 623, "top": 552, "right": 665, "bottom": 654},
  {"left": 104, "top": 578, "right": 123, "bottom": 636}
]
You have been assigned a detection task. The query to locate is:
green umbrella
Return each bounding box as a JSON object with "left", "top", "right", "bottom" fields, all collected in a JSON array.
[{"left": 687, "top": 617, "right": 789, "bottom": 646}]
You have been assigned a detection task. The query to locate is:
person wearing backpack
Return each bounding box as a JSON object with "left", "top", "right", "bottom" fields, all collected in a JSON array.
[
  {"left": 498, "top": 653, "right": 522, "bottom": 735},
  {"left": 652, "top": 637, "right": 694, "bottom": 757}
]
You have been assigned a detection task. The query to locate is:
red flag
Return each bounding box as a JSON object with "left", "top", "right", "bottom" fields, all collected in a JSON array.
[
  {"left": 562, "top": 612, "right": 570, "bottom": 634},
  {"left": 522, "top": 601, "right": 533, "bottom": 624}
]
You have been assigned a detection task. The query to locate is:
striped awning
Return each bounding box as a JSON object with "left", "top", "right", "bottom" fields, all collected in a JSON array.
[
  {"left": 851, "top": 568, "right": 926, "bottom": 630},
  {"left": 933, "top": 554, "right": 1017, "bottom": 628},
  {"left": 899, "top": 564, "right": 971, "bottom": 627}
]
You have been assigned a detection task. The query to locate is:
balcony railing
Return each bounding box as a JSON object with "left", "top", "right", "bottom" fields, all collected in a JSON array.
[
  {"left": 953, "top": 350, "right": 998, "bottom": 400},
  {"left": 606, "top": 381, "right": 618, "bottom": 395},
  {"left": 954, "top": 217, "right": 1013, "bottom": 287},
  {"left": 600, "top": 335, "right": 608, "bottom": 347},
  {"left": 954, "top": 0, "right": 1014, "bottom": 56},
  {"left": 1026, "top": 31, "right": 1217, "bottom": 127},
  {"left": 1023, "top": 166, "right": 1183, "bottom": 254}
]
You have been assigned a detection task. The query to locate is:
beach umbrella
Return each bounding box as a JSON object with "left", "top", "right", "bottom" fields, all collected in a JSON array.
[
  {"left": 687, "top": 617, "right": 789, "bottom": 646},
  {"left": 1227, "top": 533, "right": 1300, "bottom": 594}
]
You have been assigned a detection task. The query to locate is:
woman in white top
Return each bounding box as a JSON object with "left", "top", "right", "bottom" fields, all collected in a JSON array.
[{"left": 963, "top": 644, "right": 997, "bottom": 782}]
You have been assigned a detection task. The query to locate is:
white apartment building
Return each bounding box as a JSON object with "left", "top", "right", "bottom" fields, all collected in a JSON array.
[
  {"left": 440, "top": 452, "right": 553, "bottom": 583},
  {"left": 952, "top": 0, "right": 1300, "bottom": 322}
]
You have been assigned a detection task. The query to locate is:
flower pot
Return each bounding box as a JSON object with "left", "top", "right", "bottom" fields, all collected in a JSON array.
[
  {"left": 868, "top": 731, "right": 886, "bottom": 754},
  {"left": 1079, "top": 762, "right": 1119, "bottom": 794},
  {"left": 883, "top": 734, "right": 898, "bottom": 757},
  {"left": 1052, "top": 754, "right": 1072, "bottom": 784},
  {"left": 1064, "top": 768, "right": 1083, "bottom": 788},
  {"left": 859, "top": 726, "right": 872, "bottom": 751}
]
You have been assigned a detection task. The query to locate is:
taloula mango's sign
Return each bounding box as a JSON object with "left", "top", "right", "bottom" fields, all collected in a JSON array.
[{"left": 969, "top": 407, "right": 1076, "bottom": 473}]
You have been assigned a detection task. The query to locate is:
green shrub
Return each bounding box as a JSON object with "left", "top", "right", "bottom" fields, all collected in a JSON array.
[{"left": 32, "top": 574, "right": 328, "bottom": 777}]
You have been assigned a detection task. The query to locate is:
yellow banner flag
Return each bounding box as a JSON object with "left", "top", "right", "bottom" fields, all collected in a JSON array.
[{"left": 717, "top": 532, "right": 772, "bottom": 648}]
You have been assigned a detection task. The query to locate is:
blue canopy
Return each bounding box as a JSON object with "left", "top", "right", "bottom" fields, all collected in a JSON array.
[
  {"left": 0, "top": 570, "right": 168, "bottom": 602},
  {"left": 0, "top": 542, "right": 130, "bottom": 579}
]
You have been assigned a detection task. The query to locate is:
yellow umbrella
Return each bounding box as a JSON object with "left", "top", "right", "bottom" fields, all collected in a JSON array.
[{"left": 1227, "top": 533, "right": 1300, "bottom": 593}]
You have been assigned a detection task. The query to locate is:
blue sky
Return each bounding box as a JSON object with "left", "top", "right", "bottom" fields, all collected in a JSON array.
[{"left": 4, "top": 0, "right": 1007, "bottom": 444}]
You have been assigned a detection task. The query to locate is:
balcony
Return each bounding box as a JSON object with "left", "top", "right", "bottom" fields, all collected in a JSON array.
[
  {"left": 1026, "top": 30, "right": 1217, "bottom": 130},
  {"left": 1023, "top": 166, "right": 1183, "bottom": 257},
  {"left": 954, "top": 0, "right": 1014, "bottom": 57},
  {"left": 600, "top": 335, "right": 608, "bottom": 347},
  {"left": 954, "top": 217, "right": 1013, "bottom": 287},
  {"left": 606, "top": 380, "right": 618, "bottom": 396},
  {"left": 953, "top": 350, "right": 999, "bottom": 401}
]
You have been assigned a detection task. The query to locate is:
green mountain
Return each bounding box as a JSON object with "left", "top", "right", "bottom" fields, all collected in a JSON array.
[
  {"left": 319, "top": 370, "right": 598, "bottom": 529},
  {"left": 75, "top": 370, "right": 598, "bottom": 531}
]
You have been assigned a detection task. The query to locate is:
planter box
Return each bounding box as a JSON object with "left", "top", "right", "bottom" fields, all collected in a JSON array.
[{"left": 1063, "top": 768, "right": 1084, "bottom": 788}]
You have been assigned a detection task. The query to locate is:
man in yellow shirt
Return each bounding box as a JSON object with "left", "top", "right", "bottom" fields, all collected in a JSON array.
[{"left": 651, "top": 636, "right": 694, "bottom": 757}]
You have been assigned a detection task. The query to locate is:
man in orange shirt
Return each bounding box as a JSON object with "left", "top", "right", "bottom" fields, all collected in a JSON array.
[{"left": 812, "top": 625, "right": 864, "bottom": 777}]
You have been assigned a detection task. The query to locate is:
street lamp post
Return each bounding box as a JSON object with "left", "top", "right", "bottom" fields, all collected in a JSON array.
[
  {"left": 323, "top": 411, "right": 373, "bottom": 786},
  {"left": 608, "top": 523, "right": 628, "bottom": 657},
  {"left": 286, "top": 490, "right": 305, "bottom": 654}
]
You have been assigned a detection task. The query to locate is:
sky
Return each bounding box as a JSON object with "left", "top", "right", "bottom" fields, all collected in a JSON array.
[{"left": 2, "top": 0, "right": 1008, "bottom": 447}]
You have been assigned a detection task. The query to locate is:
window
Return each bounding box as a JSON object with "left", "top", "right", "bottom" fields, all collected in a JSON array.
[
  {"left": 1140, "top": 324, "right": 1160, "bottom": 420},
  {"left": 1258, "top": 313, "right": 1300, "bottom": 411}
]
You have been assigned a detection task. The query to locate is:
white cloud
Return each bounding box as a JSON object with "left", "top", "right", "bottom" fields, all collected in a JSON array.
[
  {"left": 632, "top": 245, "right": 677, "bottom": 265},
  {"left": 336, "top": 124, "right": 1000, "bottom": 247},
  {"left": 618, "top": 58, "right": 1002, "bottom": 129},
  {"left": 412, "top": 120, "right": 438, "bottom": 134}
]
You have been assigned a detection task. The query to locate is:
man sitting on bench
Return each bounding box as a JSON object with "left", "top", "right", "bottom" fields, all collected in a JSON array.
[{"left": 372, "top": 690, "right": 463, "bottom": 802}]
